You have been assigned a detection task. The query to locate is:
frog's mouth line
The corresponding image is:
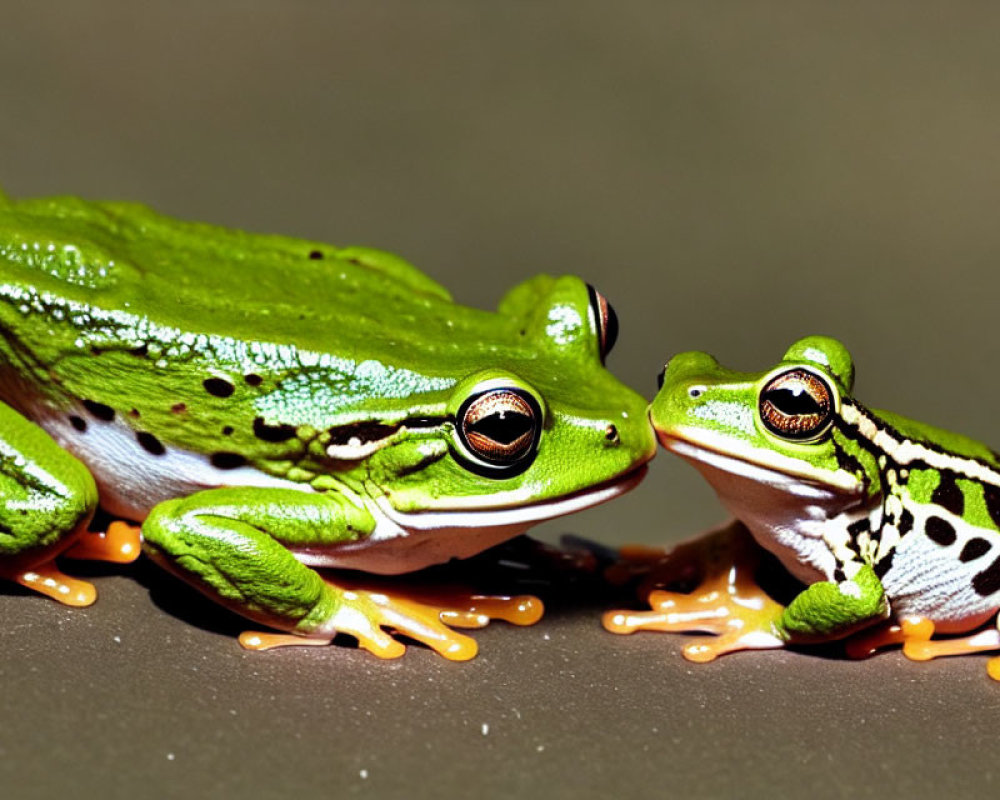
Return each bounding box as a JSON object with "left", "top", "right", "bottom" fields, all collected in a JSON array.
[
  {"left": 295, "top": 464, "right": 649, "bottom": 574},
  {"left": 378, "top": 463, "right": 649, "bottom": 533},
  {"left": 657, "top": 426, "right": 862, "bottom": 497}
]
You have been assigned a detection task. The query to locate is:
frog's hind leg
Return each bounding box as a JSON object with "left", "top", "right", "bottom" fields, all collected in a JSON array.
[
  {"left": 846, "top": 615, "right": 1000, "bottom": 680},
  {"left": 142, "top": 487, "right": 534, "bottom": 661},
  {"left": 0, "top": 403, "right": 100, "bottom": 606}
]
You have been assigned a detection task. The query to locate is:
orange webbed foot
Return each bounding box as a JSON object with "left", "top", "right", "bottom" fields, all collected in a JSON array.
[
  {"left": 604, "top": 522, "right": 787, "bottom": 661},
  {"left": 845, "top": 615, "right": 1000, "bottom": 680},
  {"left": 241, "top": 579, "right": 543, "bottom": 661}
]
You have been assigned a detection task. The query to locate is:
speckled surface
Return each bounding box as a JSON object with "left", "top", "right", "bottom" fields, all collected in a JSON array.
[
  {"left": 3, "top": 562, "right": 997, "bottom": 800},
  {"left": 3, "top": 3, "right": 1000, "bottom": 798}
]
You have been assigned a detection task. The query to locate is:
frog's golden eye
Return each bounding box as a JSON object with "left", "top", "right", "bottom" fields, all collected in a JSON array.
[
  {"left": 457, "top": 388, "right": 541, "bottom": 472},
  {"left": 587, "top": 284, "right": 619, "bottom": 362},
  {"left": 758, "top": 369, "right": 835, "bottom": 442}
]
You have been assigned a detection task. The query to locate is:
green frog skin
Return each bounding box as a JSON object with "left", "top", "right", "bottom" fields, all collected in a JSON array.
[
  {"left": 0, "top": 189, "right": 655, "bottom": 659},
  {"left": 606, "top": 335, "right": 1000, "bottom": 677}
]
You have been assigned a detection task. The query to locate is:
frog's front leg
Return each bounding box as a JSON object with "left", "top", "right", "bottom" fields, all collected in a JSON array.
[
  {"left": 777, "top": 562, "right": 888, "bottom": 641},
  {"left": 141, "top": 487, "right": 521, "bottom": 660},
  {"left": 0, "top": 402, "right": 101, "bottom": 606}
]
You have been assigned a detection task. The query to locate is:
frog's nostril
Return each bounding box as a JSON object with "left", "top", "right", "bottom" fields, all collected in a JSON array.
[
  {"left": 605, "top": 424, "right": 619, "bottom": 444},
  {"left": 656, "top": 367, "right": 666, "bottom": 390}
]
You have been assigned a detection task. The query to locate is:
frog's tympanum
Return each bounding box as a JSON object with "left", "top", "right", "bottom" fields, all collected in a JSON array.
[
  {"left": 0, "top": 190, "right": 655, "bottom": 659},
  {"left": 605, "top": 336, "right": 1000, "bottom": 679}
]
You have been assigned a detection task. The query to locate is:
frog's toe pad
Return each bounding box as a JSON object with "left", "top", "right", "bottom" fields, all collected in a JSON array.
[
  {"left": 239, "top": 632, "right": 336, "bottom": 651},
  {"left": 15, "top": 563, "right": 97, "bottom": 607},
  {"left": 681, "top": 629, "right": 786, "bottom": 663},
  {"left": 433, "top": 592, "right": 543, "bottom": 629}
]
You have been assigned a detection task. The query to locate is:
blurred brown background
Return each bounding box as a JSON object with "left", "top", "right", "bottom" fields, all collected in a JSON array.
[{"left": 2, "top": 3, "right": 1000, "bottom": 798}]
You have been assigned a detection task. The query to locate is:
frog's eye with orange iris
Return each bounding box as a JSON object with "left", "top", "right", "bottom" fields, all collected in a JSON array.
[
  {"left": 758, "top": 369, "right": 835, "bottom": 442},
  {"left": 457, "top": 388, "right": 541, "bottom": 474}
]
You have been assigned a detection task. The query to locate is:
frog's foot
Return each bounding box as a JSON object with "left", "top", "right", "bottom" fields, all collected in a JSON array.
[
  {"left": 14, "top": 562, "right": 97, "bottom": 607},
  {"left": 846, "top": 616, "right": 1000, "bottom": 679},
  {"left": 63, "top": 521, "right": 142, "bottom": 564},
  {"left": 603, "top": 523, "right": 786, "bottom": 662},
  {"left": 240, "top": 581, "right": 543, "bottom": 661}
]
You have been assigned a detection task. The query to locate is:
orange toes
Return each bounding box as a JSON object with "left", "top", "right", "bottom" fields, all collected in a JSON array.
[
  {"left": 65, "top": 521, "right": 141, "bottom": 564},
  {"left": 15, "top": 563, "right": 97, "bottom": 607}
]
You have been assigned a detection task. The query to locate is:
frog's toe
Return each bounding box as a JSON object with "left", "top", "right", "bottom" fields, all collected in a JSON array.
[
  {"left": 846, "top": 616, "right": 1000, "bottom": 680},
  {"left": 264, "top": 583, "right": 495, "bottom": 661},
  {"left": 332, "top": 585, "right": 545, "bottom": 660},
  {"left": 336, "top": 575, "right": 543, "bottom": 634},
  {"left": 844, "top": 617, "right": 932, "bottom": 659},
  {"left": 353, "top": 589, "right": 479, "bottom": 661},
  {"left": 14, "top": 562, "right": 97, "bottom": 607},
  {"left": 240, "top": 614, "right": 409, "bottom": 660},
  {"left": 415, "top": 590, "right": 543, "bottom": 628},
  {"left": 901, "top": 618, "right": 1000, "bottom": 662},
  {"left": 64, "top": 521, "right": 141, "bottom": 564},
  {"left": 239, "top": 631, "right": 337, "bottom": 652}
]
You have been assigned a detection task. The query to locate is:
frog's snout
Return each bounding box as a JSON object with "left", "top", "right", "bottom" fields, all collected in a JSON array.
[{"left": 650, "top": 351, "right": 721, "bottom": 438}]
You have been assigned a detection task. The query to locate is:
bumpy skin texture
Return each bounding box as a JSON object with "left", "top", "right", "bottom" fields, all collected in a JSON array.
[
  {"left": 0, "top": 194, "right": 651, "bottom": 511},
  {"left": 779, "top": 565, "right": 885, "bottom": 640},
  {"left": 0, "top": 190, "right": 654, "bottom": 650},
  {"left": 647, "top": 335, "right": 1000, "bottom": 650},
  {"left": 0, "top": 402, "right": 97, "bottom": 570}
]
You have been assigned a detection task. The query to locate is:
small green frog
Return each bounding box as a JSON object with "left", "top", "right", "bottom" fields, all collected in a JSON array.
[
  {"left": 606, "top": 336, "right": 1000, "bottom": 678},
  {"left": 0, "top": 189, "right": 655, "bottom": 659}
]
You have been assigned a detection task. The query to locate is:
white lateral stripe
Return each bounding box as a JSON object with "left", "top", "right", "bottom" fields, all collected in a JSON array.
[
  {"left": 376, "top": 466, "right": 647, "bottom": 532},
  {"left": 840, "top": 403, "right": 1000, "bottom": 488}
]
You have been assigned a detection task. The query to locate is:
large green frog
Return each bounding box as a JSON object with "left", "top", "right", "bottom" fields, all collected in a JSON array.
[{"left": 0, "top": 189, "right": 655, "bottom": 659}]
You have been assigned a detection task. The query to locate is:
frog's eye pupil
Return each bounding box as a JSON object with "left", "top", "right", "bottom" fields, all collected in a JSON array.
[
  {"left": 468, "top": 409, "right": 532, "bottom": 445},
  {"left": 766, "top": 387, "right": 822, "bottom": 417},
  {"left": 458, "top": 388, "right": 541, "bottom": 474},
  {"left": 587, "top": 284, "right": 619, "bottom": 362},
  {"left": 759, "top": 369, "right": 835, "bottom": 442}
]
